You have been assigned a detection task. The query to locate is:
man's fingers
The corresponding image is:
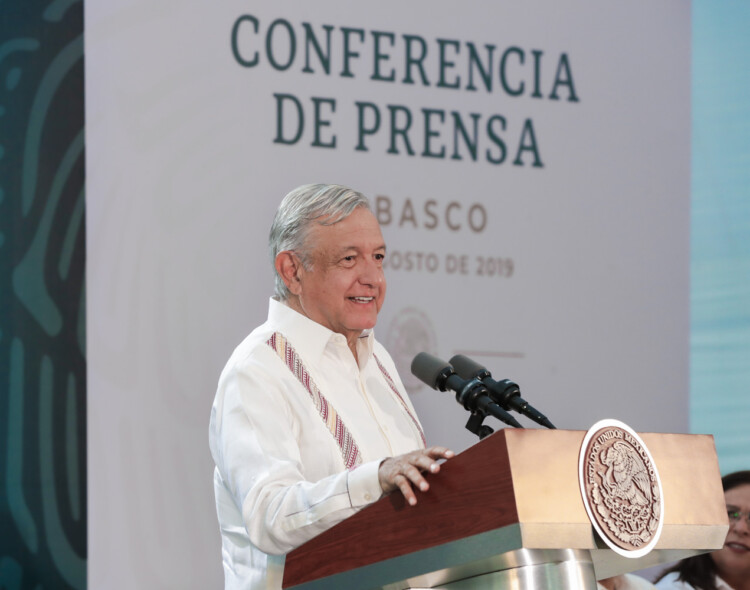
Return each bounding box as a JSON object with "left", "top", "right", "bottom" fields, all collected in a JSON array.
[
  {"left": 412, "top": 448, "right": 453, "bottom": 474},
  {"left": 394, "top": 474, "right": 417, "bottom": 506},
  {"left": 408, "top": 454, "right": 440, "bottom": 477},
  {"left": 425, "top": 446, "right": 455, "bottom": 460},
  {"left": 378, "top": 446, "right": 456, "bottom": 505},
  {"left": 401, "top": 463, "right": 429, "bottom": 490}
]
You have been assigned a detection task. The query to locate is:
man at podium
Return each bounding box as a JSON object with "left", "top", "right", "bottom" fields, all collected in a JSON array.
[{"left": 209, "top": 184, "right": 453, "bottom": 589}]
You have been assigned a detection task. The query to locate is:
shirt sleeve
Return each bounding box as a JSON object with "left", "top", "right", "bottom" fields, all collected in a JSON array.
[{"left": 209, "top": 351, "right": 384, "bottom": 556}]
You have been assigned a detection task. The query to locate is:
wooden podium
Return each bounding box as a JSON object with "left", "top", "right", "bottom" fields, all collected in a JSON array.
[{"left": 282, "top": 429, "right": 727, "bottom": 590}]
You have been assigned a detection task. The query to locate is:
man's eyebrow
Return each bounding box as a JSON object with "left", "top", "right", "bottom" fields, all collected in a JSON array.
[{"left": 335, "top": 244, "right": 386, "bottom": 253}]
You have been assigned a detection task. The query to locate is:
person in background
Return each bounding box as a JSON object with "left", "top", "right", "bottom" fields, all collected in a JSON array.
[{"left": 654, "top": 470, "right": 750, "bottom": 590}]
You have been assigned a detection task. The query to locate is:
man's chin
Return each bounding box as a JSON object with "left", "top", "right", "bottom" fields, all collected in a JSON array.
[{"left": 349, "top": 315, "right": 378, "bottom": 332}]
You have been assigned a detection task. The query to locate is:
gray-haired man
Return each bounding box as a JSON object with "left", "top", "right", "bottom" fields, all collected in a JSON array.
[{"left": 209, "top": 184, "right": 453, "bottom": 589}]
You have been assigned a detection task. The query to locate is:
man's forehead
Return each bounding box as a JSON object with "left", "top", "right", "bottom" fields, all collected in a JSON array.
[
  {"left": 306, "top": 210, "right": 385, "bottom": 251},
  {"left": 315, "top": 237, "right": 387, "bottom": 256}
]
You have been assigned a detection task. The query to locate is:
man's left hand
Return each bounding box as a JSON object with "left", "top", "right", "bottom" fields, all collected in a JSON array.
[{"left": 378, "top": 446, "right": 454, "bottom": 506}]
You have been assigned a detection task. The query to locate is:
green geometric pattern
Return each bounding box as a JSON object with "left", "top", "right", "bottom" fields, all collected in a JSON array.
[{"left": 0, "top": 1, "right": 86, "bottom": 588}]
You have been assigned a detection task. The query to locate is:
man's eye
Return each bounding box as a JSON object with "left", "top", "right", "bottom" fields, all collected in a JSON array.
[{"left": 375, "top": 253, "right": 385, "bottom": 261}]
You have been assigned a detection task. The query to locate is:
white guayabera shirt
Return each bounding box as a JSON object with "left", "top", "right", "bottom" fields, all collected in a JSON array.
[{"left": 209, "top": 298, "right": 426, "bottom": 589}]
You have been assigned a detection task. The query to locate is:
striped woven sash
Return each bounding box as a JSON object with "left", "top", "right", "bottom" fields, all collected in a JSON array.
[
  {"left": 266, "top": 332, "right": 428, "bottom": 468},
  {"left": 373, "top": 354, "right": 426, "bottom": 447},
  {"left": 267, "top": 332, "right": 362, "bottom": 469}
]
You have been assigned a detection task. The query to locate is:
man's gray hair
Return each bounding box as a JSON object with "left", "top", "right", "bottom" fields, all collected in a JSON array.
[{"left": 269, "top": 184, "right": 372, "bottom": 300}]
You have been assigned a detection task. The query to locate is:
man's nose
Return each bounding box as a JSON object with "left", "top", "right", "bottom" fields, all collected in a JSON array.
[{"left": 359, "top": 258, "right": 384, "bottom": 285}]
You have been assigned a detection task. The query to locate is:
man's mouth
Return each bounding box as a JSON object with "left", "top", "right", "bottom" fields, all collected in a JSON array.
[{"left": 350, "top": 296, "right": 375, "bottom": 303}]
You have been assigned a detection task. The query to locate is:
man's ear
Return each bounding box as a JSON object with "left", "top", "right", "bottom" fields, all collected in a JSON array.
[{"left": 275, "top": 251, "right": 303, "bottom": 296}]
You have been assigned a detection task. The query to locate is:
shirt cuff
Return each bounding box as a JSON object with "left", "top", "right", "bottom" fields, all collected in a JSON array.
[{"left": 347, "top": 459, "right": 384, "bottom": 507}]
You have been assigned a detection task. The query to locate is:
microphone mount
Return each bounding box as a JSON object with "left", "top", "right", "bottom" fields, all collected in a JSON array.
[
  {"left": 412, "top": 353, "right": 522, "bottom": 439},
  {"left": 450, "top": 354, "right": 556, "bottom": 430},
  {"left": 434, "top": 370, "right": 508, "bottom": 438}
]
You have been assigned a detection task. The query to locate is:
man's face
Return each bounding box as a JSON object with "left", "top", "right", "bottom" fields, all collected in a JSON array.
[{"left": 295, "top": 207, "right": 387, "bottom": 342}]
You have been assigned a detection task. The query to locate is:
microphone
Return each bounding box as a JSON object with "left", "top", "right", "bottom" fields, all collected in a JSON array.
[
  {"left": 449, "top": 354, "right": 556, "bottom": 429},
  {"left": 411, "top": 352, "right": 522, "bottom": 429}
]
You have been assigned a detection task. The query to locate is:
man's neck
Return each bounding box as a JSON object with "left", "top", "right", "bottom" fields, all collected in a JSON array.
[{"left": 282, "top": 296, "right": 363, "bottom": 364}]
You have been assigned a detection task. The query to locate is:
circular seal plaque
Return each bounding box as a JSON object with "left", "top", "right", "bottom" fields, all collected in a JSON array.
[{"left": 578, "top": 419, "right": 664, "bottom": 558}]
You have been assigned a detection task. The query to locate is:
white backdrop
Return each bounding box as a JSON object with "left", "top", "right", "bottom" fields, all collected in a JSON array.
[{"left": 85, "top": 1, "right": 690, "bottom": 587}]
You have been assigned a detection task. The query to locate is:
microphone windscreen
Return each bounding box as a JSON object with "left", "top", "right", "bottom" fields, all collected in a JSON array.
[
  {"left": 449, "top": 354, "right": 485, "bottom": 379},
  {"left": 411, "top": 352, "right": 451, "bottom": 389}
]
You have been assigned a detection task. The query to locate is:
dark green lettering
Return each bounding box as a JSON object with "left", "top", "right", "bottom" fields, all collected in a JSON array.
[
  {"left": 466, "top": 42, "right": 494, "bottom": 92},
  {"left": 451, "top": 112, "right": 480, "bottom": 161},
  {"left": 371, "top": 31, "right": 396, "bottom": 82},
  {"left": 231, "top": 15, "right": 259, "bottom": 67},
  {"left": 311, "top": 97, "right": 336, "bottom": 148},
  {"left": 437, "top": 39, "right": 461, "bottom": 89},
  {"left": 402, "top": 34, "right": 430, "bottom": 86},
  {"left": 273, "top": 93, "right": 304, "bottom": 144},
  {"left": 387, "top": 105, "right": 415, "bottom": 155},
  {"left": 266, "top": 19, "right": 296, "bottom": 71},
  {"left": 531, "top": 50, "right": 543, "bottom": 98},
  {"left": 302, "top": 23, "right": 332, "bottom": 74},
  {"left": 514, "top": 119, "right": 543, "bottom": 167},
  {"left": 500, "top": 46, "right": 525, "bottom": 96},
  {"left": 549, "top": 53, "right": 579, "bottom": 102},
  {"left": 422, "top": 108, "right": 446, "bottom": 158},
  {"left": 340, "top": 27, "right": 365, "bottom": 77},
  {"left": 355, "top": 102, "right": 380, "bottom": 151},
  {"left": 486, "top": 115, "right": 507, "bottom": 164}
]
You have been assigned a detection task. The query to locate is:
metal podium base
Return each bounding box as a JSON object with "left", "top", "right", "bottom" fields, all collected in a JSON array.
[{"left": 411, "top": 549, "right": 599, "bottom": 590}]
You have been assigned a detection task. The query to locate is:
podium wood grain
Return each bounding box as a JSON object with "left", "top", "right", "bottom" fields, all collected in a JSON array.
[{"left": 283, "top": 431, "right": 517, "bottom": 587}]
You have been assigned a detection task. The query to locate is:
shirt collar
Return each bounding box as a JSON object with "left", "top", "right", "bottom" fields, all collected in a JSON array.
[
  {"left": 267, "top": 298, "right": 376, "bottom": 366},
  {"left": 355, "top": 329, "right": 375, "bottom": 369}
]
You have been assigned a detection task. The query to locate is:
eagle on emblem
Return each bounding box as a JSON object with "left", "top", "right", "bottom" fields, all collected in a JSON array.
[{"left": 600, "top": 441, "right": 652, "bottom": 506}]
